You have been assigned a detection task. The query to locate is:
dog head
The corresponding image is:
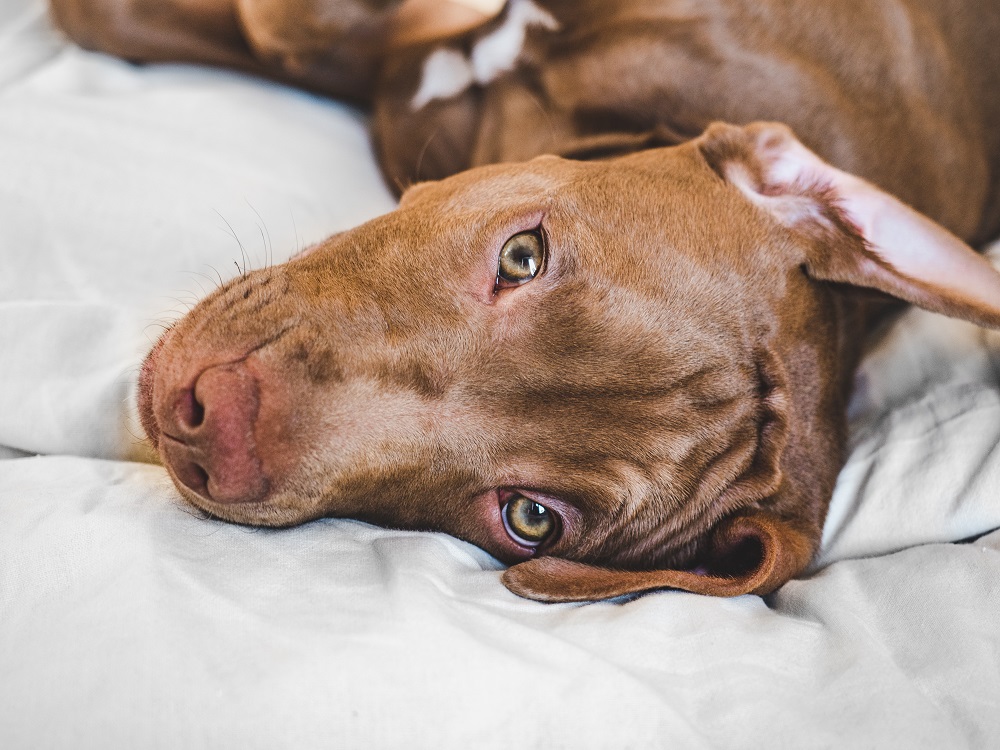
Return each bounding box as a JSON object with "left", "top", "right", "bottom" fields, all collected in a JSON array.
[{"left": 138, "top": 122, "right": 1000, "bottom": 601}]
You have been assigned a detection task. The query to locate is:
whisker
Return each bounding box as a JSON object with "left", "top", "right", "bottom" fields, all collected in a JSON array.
[
  {"left": 181, "top": 269, "right": 221, "bottom": 296},
  {"left": 206, "top": 265, "right": 226, "bottom": 287},
  {"left": 256, "top": 223, "right": 267, "bottom": 268},
  {"left": 414, "top": 126, "right": 441, "bottom": 184},
  {"left": 290, "top": 208, "right": 300, "bottom": 258},
  {"left": 524, "top": 85, "right": 557, "bottom": 149},
  {"left": 142, "top": 321, "right": 172, "bottom": 340},
  {"left": 246, "top": 199, "right": 274, "bottom": 269},
  {"left": 188, "top": 276, "right": 209, "bottom": 297},
  {"left": 214, "top": 209, "right": 249, "bottom": 277},
  {"left": 163, "top": 296, "right": 196, "bottom": 313}
]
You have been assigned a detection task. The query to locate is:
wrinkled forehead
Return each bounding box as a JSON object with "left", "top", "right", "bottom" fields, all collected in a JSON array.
[
  {"left": 393, "top": 144, "right": 759, "bottom": 246},
  {"left": 318, "top": 142, "right": 777, "bottom": 303},
  {"left": 397, "top": 144, "right": 716, "bottom": 209},
  {"left": 296, "top": 160, "right": 568, "bottom": 297},
  {"left": 393, "top": 156, "right": 569, "bottom": 230}
]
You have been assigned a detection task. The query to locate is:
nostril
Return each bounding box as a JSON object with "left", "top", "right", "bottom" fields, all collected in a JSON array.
[
  {"left": 174, "top": 458, "right": 210, "bottom": 497},
  {"left": 160, "top": 362, "right": 270, "bottom": 505},
  {"left": 174, "top": 388, "right": 205, "bottom": 429}
]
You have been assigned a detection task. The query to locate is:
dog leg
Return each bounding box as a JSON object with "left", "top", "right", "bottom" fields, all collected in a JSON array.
[
  {"left": 49, "top": 0, "right": 497, "bottom": 103},
  {"left": 50, "top": 0, "right": 272, "bottom": 79}
]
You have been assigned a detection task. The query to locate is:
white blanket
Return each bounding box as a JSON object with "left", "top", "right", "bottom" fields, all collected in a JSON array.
[{"left": 1, "top": 2, "right": 998, "bottom": 747}]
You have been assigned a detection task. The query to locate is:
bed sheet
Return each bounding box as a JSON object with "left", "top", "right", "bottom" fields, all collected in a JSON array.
[{"left": 1, "top": 1, "right": 998, "bottom": 748}]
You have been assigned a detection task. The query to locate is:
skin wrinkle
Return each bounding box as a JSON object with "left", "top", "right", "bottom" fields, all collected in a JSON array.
[
  {"left": 384, "top": 151, "right": 772, "bottom": 568},
  {"left": 607, "top": 387, "right": 764, "bottom": 568},
  {"left": 60, "top": 0, "right": 1000, "bottom": 599},
  {"left": 172, "top": 140, "right": 808, "bottom": 588}
]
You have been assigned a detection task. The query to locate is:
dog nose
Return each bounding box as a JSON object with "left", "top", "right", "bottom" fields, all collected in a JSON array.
[{"left": 160, "top": 362, "right": 270, "bottom": 504}]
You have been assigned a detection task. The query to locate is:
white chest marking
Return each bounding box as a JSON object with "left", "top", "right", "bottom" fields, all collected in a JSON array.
[
  {"left": 410, "top": 0, "right": 559, "bottom": 111},
  {"left": 470, "top": 0, "right": 559, "bottom": 83},
  {"left": 410, "top": 48, "right": 475, "bottom": 110}
]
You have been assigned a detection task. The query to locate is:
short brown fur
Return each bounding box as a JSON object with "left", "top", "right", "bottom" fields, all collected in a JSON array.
[{"left": 51, "top": 0, "right": 1000, "bottom": 601}]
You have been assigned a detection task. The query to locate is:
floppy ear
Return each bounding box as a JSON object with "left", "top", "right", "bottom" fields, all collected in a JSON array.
[
  {"left": 697, "top": 121, "right": 1000, "bottom": 329},
  {"left": 502, "top": 342, "right": 820, "bottom": 603},
  {"left": 502, "top": 511, "right": 816, "bottom": 602},
  {"left": 554, "top": 124, "right": 690, "bottom": 161}
]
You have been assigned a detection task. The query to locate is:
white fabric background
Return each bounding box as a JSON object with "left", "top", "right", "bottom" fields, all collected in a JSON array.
[{"left": 1, "top": 1, "right": 998, "bottom": 747}]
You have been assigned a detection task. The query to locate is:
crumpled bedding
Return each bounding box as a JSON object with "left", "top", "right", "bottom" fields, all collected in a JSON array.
[{"left": 1, "top": 1, "right": 998, "bottom": 747}]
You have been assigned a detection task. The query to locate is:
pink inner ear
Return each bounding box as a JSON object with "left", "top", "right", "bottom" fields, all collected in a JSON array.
[
  {"left": 830, "top": 174, "right": 1000, "bottom": 326},
  {"left": 751, "top": 126, "right": 1000, "bottom": 328}
]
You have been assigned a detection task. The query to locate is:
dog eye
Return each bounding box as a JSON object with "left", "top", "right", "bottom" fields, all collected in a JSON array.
[
  {"left": 501, "top": 494, "right": 557, "bottom": 547},
  {"left": 496, "top": 230, "right": 545, "bottom": 289}
]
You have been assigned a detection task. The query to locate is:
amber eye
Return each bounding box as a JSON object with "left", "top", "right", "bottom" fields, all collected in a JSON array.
[
  {"left": 496, "top": 230, "right": 545, "bottom": 289},
  {"left": 502, "top": 494, "right": 557, "bottom": 548}
]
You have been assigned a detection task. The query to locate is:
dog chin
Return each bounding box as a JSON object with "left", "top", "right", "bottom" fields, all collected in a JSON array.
[{"left": 175, "top": 481, "right": 322, "bottom": 528}]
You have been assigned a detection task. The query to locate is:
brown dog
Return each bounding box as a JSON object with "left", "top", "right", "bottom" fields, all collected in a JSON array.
[{"left": 51, "top": 0, "right": 1000, "bottom": 601}]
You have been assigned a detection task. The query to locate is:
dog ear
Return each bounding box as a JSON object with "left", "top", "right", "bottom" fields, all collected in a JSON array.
[
  {"left": 698, "top": 121, "right": 1000, "bottom": 329},
  {"left": 388, "top": 0, "right": 500, "bottom": 48},
  {"left": 502, "top": 341, "right": 820, "bottom": 603},
  {"left": 555, "top": 124, "right": 690, "bottom": 161},
  {"left": 501, "top": 511, "right": 816, "bottom": 601}
]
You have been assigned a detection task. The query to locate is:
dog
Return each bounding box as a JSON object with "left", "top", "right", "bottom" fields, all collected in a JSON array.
[{"left": 50, "top": 0, "right": 1000, "bottom": 601}]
